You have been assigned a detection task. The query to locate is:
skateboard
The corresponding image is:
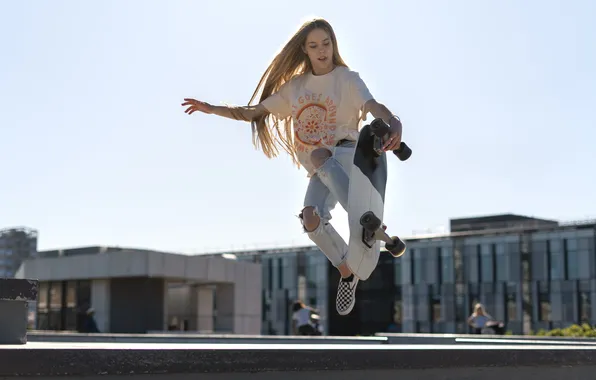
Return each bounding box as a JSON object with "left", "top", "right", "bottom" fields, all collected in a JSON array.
[{"left": 345, "top": 118, "right": 412, "bottom": 281}]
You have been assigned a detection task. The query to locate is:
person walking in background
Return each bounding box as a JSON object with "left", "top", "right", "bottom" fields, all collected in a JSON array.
[
  {"left": 83, "top": 307, "right": 100, "bottom": 333},
  {"left": 467, "top": 303, "right": 493, "bottom": 334},
  {"left": 291, "top": 300, "right": 319, "bottom": 336}
]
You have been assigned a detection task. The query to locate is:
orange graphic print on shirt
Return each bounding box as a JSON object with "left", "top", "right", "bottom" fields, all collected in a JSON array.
[{"left": 292, "top": 92, "right": 338, "bottom": 155}]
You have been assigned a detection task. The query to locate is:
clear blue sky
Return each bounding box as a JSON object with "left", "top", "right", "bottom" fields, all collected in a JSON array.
[{"left": 1, "top": 0, "right": 594, "bottom": 253}]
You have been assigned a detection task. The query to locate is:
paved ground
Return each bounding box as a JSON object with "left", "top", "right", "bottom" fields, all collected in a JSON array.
[
  {"left": 14, "top": 367, "right": 596, "bottom": 380},
  {"left": 2, "top": 341, "right": 596, "bottom": 349},
  {"left": 455, "top": 337, "right": 596, "bottom": 345},
  {"left": 1, "top": 342, "right": 596, "bottom": 377}
]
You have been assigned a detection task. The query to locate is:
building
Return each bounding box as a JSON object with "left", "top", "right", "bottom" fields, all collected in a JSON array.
[
  {"left": 16, "top": 246, "right": 262, "bottom": 334},
  {"left": 401, "top": 213, "right": 596, "bottom": 335},
  {"left": 234, "top": 246, "right": 331, "bottom": 335},
  {"left": 210, "top": 213, "right": 596, "bottom": 336},
  {"left": 215, "top": 244, "right": 400, "bottom": 336},
  {"left": 0, "top": 227, "right": 38, "bottom": 277},
  {"left": 17, "top": 213, "right": 596, "bottom": 336}
]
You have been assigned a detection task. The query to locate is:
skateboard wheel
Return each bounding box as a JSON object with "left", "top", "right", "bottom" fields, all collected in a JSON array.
[
  {"left": 370, "top": 118, "right": 390, "bottom": 137},
  {"left": 393, "top": 142, "right": 412, "bottom": 161},
  {"left": 360, "top": 211, "right": 382, "bottom": 232},
  {"left": 386, "top": 236, "right": 406, "bottom": 258}
]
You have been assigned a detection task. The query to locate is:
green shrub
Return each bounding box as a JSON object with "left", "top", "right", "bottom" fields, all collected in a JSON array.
[
  {"left": 531, "top": 324, "right": 596, "bottom": 338},
  {"left": 545, "top": 328, "right": 564, "bottom": 336}
]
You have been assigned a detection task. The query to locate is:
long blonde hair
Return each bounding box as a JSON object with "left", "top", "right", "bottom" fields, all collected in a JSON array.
[
  {"left": 473, "top": 303, "right": 487, "bottom": 316},
  {"left": 248, "top": 18, "right": 348, "bottom": 166}
]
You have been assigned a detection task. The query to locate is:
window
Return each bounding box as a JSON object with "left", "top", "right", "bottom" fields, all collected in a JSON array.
[
  {"left": 579, "top": 290, "right": 591, "bottom": 324},
  {"left": 549, "top": 239, "right": 563, "bottom": 280},
  {"left": 507, "top": 296, "right": 517, "bottom": 322},
  {"left": 480, "top": 244, "right": 493, "bottom": 283},
  {"left": 277, "top": 258, "right": 283, "bottom": 289},
  {"left": 565, "top": 238, "right": 579, "bottom": 280},
  {"left": 37, "top": 282, "right": 49, "bottom": 313},
  {"left": 578, "top": 237, "right": 594, "bottom": 252},
  {"left": 431, "top": 297, "right": 442, "bottom": 323},
  {"left": 66, "top": 281, "right": 76, "bottom": 308},
  {"left": 413, "top": 249, "right": 424, "bottom": 284},
  {"left": 495, "top": 243, "right": 508, "bottom": 282},
  {"left": 36, "top": 282, "right": 49, "bottom": 330},
  {"left": 393, "top": 300, "right": 403, "bottom": 324},
  {"left": 49, "top": 282, "right": 62, "bottom": 311},
  {"left": 561, "top": 289, "right": 575, "bottom": 322},
  {"left": 76, "top": 280, "right": 91, "bottom": 311},
  {"left": 578, "top": 237, "right": 594, "bottom": 279},
  {"left": 36, "top": 313, "right": 49, "bottom": 330},
  {"left": 437, "top": 248, "right": 443, "bottom": 284},
  {"left": 266, "top": 259, "right": 273, "bottom": 291},
  {"left": 440, "top": 246, "right": 454, "bottom": 284},
  {"left": 454, "top": 243, "right": 464, "bottom": 284},
  {"left": 464, "top": 245, "right": 480, "bottom": 283},
  {"left": 531, "top": 240, "right": 548, "bottom": 281},
  {"left": 538, "top": 282, "right": 551, "bottom": 322},
  {"left": 539, "top": 298, "right": 551, "bottom": 322},
  {"left": 455, "top": 295, "right": 465, "bottom": 322}
]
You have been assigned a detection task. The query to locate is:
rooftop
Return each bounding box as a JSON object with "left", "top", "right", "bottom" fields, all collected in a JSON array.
[{"left": 28, "top": 213, "right": 596, "bottom": 259}]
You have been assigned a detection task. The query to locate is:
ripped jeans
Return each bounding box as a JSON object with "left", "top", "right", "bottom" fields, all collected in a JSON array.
[{"left": 300, "top": 140, "right": 354, "bottom": 267}]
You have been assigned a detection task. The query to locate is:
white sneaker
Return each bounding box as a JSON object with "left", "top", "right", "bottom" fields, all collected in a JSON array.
[{"left": 336, "top": 274, "right": 358, "bottom": 315}]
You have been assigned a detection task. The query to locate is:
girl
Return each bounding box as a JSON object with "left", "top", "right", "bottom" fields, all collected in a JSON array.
[
  {"left": 181, "top": 18, "right": 403, "bottom": 316},
  {"left": 467, "top": 303, "right": 494, "bottom": 334}
]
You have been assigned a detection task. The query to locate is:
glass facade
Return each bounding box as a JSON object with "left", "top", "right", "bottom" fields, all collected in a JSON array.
[
  {"left": 237, "top": 247, "right": 329, "bottom": 335},
  {"left": 237, "top": 246, "right": 403, "bottom": 336},
  {"left": 398, "top": 225, "right": 596, "bottom": 334},
  {"left": 223, "top": 218, "right": 596, "bottom": 336},
  {"left": 36, "top": 280, "right": 91, "bottom": 331}
]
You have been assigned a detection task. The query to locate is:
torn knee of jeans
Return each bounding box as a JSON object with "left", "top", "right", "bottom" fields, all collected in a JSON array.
[
  {"left": 310, "top": 148, "right": 332, "bottom": 169},
  {"left": 299, "top": 206, "right": 322, "bottom": 233}
]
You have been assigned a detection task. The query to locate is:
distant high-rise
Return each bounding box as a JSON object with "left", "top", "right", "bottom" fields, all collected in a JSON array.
[{"left": 0, "top": 227, "right": 38, "bottom": 277}]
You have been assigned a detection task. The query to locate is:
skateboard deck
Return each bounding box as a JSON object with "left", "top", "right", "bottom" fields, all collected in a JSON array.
[{"left": 345, "top": 118, "right": 411, "bottom": 281}]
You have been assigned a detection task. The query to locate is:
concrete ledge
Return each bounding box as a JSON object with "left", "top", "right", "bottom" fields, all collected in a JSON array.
[
  {"left": 0, "top": 278, "right": 38, "bottom": 345},
  {"left": 0, "top": 278, "right": 38, "bottom": 301},
  {"left": 27, "top": 331, "right": 388, "bottom": 344},
  {"left": 4, "top": 367, "right": 595, "bottom": 380},
  {"left": 376, "top": 332, "right": 596, "bottom": 345},
  {"left": 1, "top": 343, "right": 596, "bottom": 376}
]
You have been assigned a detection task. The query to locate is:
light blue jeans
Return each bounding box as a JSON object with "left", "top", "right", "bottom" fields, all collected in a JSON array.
[{"left": 300, "top": 140, "right": 355, "bottom": 267}]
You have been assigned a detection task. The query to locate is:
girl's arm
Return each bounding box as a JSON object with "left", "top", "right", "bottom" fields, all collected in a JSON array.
[
  {"left": 210, "top": 103, "right": 268, "bottom": 122},
  {"left": 181, "top": 98, "right": 268, "bottom": 122}
]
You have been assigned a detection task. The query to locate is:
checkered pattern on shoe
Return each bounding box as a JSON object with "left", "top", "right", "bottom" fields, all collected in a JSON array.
[{"left": 336, "top": 274, "right": 358, "bottom": 316}]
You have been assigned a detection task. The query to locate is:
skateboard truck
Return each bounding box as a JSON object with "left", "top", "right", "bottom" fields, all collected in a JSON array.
[
  {"left": 369, "top": 118, "right": 413, "bottom": 161},
  {"left": 359, "top": 211, "right": 406, "bottom": 258}
]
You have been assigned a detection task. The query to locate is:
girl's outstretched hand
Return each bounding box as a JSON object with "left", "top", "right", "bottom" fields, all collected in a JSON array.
[{"left": 181, "top": 98, "right": 214, "bottom": 115}]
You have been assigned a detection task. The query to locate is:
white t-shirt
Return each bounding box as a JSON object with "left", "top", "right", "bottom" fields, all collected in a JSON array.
[
  {"left": 292, "top": 308, "right": 312, "bottom": 327},
  {"left": 261, "top": 65, "right": 374, "bottom": 175},
  {"left": 470, "top": 315, "right": 491, "bottom": 328}
]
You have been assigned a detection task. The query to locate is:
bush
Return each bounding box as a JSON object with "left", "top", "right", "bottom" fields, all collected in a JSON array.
[{"left": 530, "top": 324, "right": 596, "bottom": 338}]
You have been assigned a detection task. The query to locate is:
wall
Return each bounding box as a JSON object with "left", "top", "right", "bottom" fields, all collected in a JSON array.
[{"left": 109, "top": 277, "right": 165, "bottom": 333}]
